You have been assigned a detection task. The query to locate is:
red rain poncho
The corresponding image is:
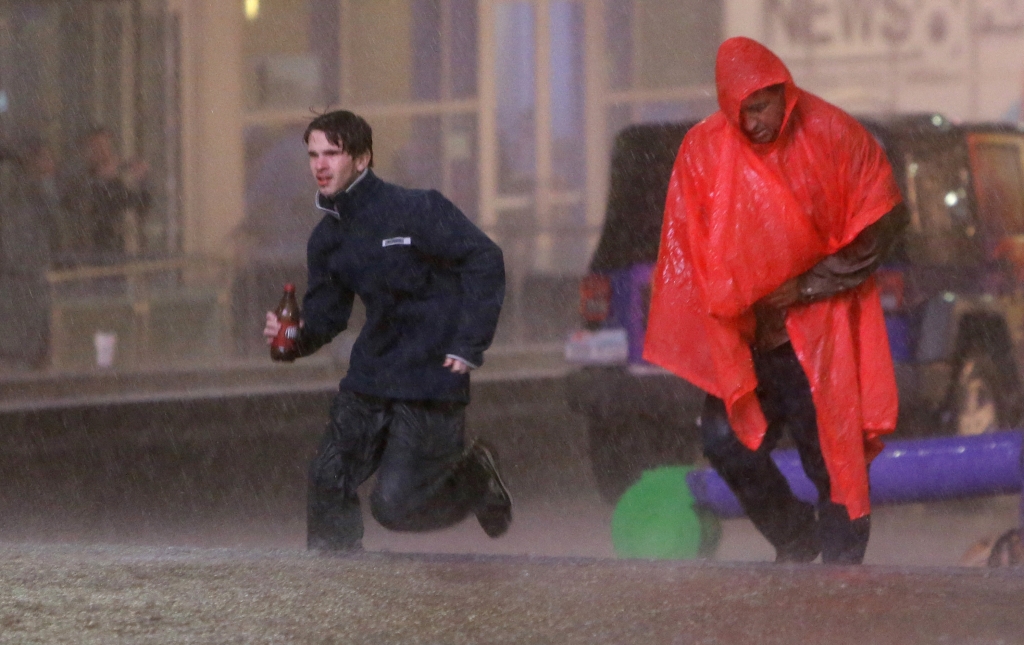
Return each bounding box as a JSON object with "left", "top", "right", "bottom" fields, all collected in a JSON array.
[{"left": 643, "top": 37, "right": 901, "bottom": 520}]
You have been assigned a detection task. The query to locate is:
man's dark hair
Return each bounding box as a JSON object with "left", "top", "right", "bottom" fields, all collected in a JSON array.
[{"left": 304, "top": 110, "right": 374, "bottom": 167}]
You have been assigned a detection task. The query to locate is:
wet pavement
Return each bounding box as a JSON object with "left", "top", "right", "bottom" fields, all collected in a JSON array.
[{"left": 2, "top": 542, "right": 1023, "bottom": 644}]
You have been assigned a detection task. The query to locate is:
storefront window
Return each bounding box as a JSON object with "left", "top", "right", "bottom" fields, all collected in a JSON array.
[
  {"left": 244, "top": 0, "right": 338, "bottom": 110},
  {"left": 342, "top": 0, "right": 477, "bottom": 105},
  {"left": 603, "top": 0, "right": 719, "bottom": 125},
  {"left": 0, "top": 1, "right": 177, "bottom": 261}
]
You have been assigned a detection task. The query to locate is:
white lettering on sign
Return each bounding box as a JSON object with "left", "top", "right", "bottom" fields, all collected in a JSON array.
[{"left": 762, "top": 0, "right": 968, "bottom": 72}]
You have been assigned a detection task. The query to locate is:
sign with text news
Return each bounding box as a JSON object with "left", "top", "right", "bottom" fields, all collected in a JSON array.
[{"left": 760, "top": 0, "right": 970, "bottom": 76}]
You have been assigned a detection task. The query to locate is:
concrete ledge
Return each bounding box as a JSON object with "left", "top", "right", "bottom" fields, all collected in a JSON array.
[{"left": 0, "top": 344, "right": 568, "bottom": 413}]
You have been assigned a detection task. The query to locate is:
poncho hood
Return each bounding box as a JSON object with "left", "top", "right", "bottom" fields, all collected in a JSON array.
[
  {"left": 643, "top": 38, "right": 902, "bottom": 520},
  {"left": 715, "top": 37, "right": 798, "bottom": 141}
]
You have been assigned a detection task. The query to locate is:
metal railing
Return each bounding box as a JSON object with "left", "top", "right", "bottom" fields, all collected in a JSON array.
[
  {"left": 36, "top": 245, "right": 580, "bottom": 373},
  {"left": 45, "top": 257, "right": 234, "bottom": 371}
]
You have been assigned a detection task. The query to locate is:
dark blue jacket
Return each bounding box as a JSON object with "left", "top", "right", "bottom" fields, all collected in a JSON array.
[{"left": 297, "top": 171, "right": 505, "bottom": 402}]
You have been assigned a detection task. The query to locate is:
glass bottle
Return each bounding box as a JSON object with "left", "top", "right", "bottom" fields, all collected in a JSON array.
[{"left": 271, "top": 283, "right": 301, "bottom": 362}]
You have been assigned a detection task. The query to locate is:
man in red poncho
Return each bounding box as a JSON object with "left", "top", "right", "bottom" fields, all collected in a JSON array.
[{"left": 644, "top": 37, "right": 909, "bottom": 564}]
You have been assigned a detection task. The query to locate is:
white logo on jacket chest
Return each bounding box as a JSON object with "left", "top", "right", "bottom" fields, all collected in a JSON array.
[{"left": 382, "top": 237, "right": 412, "bottom": 247}]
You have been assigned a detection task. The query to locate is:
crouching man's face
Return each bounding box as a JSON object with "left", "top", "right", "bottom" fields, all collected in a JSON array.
[
  {"left": 740, "top": 84, "right": 786, "bottom": 145},
  {"left": 307, "top": 130, "right": 371, "bottom": 197}
]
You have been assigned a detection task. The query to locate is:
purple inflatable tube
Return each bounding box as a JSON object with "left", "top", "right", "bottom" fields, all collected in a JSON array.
[{"left": 686, "top": 430, "right": 1024, "bottom": 520}]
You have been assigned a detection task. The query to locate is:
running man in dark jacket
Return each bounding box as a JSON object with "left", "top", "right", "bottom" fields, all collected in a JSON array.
[{"left": 263, "top": 110, "right": 511, "bottom": 552}]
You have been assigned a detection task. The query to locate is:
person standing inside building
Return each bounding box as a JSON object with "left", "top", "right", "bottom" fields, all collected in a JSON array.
[
  {"left": 68, "top": 127, "right": 149, "bottom": 264},
  {"left": 644, "top": 37, "right": 909, "bottom": 564},
  {"left": 263, "top": 110, "right": 511, "bottom": 552},
  {"left": 0, "top": 137, "right": 68, "bottom": 370}
]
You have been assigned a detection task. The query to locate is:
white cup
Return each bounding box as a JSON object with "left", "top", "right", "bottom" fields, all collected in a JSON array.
[{"left": 93, "top": 331, "right": 117, "bottom": 368}]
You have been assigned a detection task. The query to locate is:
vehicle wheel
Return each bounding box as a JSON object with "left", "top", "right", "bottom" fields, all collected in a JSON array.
[
  {"left": 945, "top": 351, "right": 1018, "bottom": 436},
  {"left": 587, "top": 415, "right": 700, "bottom": 505}
]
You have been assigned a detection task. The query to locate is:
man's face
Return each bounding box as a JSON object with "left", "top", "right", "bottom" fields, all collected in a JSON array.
[
  {"left": 307, "top": 130, "right": 370, "bottom": 196},
  {"left": 85, "top": 132, "right": 116, "bottom": 171},
  {"left": 739, "top": 84, "right": 786, "bottom": 144}
]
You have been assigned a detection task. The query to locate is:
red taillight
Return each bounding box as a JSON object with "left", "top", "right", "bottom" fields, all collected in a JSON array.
[
  {"left": 876, "top": 269, "right": 904, "bottom": 311},
  {"left": 580, "top": 274, "right": 611, "bottom": 326},
  {"left": 995, "top": 235, "right": 1024, "bottom": 283}
]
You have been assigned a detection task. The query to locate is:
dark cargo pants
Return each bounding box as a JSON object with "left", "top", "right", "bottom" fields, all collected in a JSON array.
[
  {"left": 701, "top": 343, "right": 871, "bottom": 564},
  {"left": 307, "top": 389, "right": 490, "bottom": 551}
]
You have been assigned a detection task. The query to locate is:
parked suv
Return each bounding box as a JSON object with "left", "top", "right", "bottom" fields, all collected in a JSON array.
[{"left": 567, "top": 115, "right": 1024, "bottom": 503}]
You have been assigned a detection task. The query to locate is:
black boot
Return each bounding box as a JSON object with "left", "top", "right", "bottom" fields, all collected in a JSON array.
[
  {"left": 818, "top": 502, "right": 869, "bottom": 565},
  {"left": 469, "top": 441, "right": 513, "bottom": 538}
]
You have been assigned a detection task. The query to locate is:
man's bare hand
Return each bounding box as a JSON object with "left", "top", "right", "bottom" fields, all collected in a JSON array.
[
  {"left": 122, "top": 159, "right": 149, "bottom": 187},
  {"left": 443, "top": 357, "right": 472, "bottom": 374},
  {"left": 263, "top": 311, "right": 281, "bottom": 345},
  {"left": 759, "top": 277, "right": 803, "bottom": 309},
  {"left": 264, "top": 311, "right": 305, "bottom": 345}
]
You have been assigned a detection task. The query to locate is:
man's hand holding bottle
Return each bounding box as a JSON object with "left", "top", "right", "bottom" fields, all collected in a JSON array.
[{"left": 267, "top": 284, "right": 301, "bottom": 362}]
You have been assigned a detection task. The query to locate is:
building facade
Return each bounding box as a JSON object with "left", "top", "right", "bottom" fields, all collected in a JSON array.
[
  {"left": 3, "top": 0, "right": 1024, "bottom": 369},
  {"left": 4, "top": 0, "right": 722, "bottom": 361}
]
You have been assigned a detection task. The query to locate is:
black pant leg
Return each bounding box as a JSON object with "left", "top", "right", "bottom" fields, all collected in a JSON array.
[
  {"left": 760, "top": 345, "right": 871, "bottom": 565},
  {"left": 369, "top": 399, "right": 487, "bottom": 532},
  {"left": 701, "top": 394, "right": 816, "bottom": 551},
  {"left": 307, "top": 390, "right": 390, "bottom": 551}
]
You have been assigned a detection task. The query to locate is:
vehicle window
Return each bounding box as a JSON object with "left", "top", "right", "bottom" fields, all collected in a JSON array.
[
  {"left": 589, "top": 123, "right": 691, "bottom": 271},
  {"left": 969, "top": 139, "right": 1024, "bottom": 238},
  {"left": 902, "top": 147, "right": 978, "bottom": 267}
]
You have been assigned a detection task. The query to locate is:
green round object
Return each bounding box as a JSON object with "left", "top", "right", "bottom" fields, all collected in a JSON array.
[{"left": 611, "top": 466, "right": 705, "bottom": 560}]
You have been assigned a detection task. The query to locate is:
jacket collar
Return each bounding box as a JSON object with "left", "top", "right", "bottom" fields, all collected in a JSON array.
[{"left": 314, "top": 169, "right": 379, "bottom": 219}]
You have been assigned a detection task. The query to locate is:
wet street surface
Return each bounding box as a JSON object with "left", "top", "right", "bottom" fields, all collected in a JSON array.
[
  {"left": 1, "top": 373, "right": 1022, "bottom": 641},
  {"left": 2, "top": 543, "right": 1023, "bottom": 644}
]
